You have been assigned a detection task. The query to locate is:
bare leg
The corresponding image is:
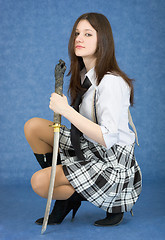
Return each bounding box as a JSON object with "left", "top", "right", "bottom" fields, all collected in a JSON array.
[
  {"left": 24, "top": 117, "right": 79, "bottom": 227},
  {"left": 24, "top": 117, "right": 74, "bottom": 199},
  {"left": 31, "top": 165, "right": 75, "bottom": 200},
  {"left": 24, "top": 117, "right": 54, "bottom": 154}
]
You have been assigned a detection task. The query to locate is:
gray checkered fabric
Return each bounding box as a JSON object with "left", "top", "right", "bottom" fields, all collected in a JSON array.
[{"left": 59, "top": 126, "right": 142, "bottom": 213}]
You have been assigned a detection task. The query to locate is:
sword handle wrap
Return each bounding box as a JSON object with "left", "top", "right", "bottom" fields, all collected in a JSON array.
[{"left": 53, "top": 59, "right": 66, "bottom": 125}]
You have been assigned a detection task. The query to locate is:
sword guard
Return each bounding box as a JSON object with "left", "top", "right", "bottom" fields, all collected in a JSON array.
[{"left": 49, "top": 123, "right": 61, "bottom": 132}]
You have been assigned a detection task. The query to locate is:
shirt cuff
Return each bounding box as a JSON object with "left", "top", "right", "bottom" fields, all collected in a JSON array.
[{"left": 100, "top": 125, "right": 118, "bottom": 149}]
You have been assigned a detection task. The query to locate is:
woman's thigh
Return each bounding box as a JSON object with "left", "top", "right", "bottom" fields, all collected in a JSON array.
[
  {"left": 34, "top": 118, "right": 54, "bottom": 147},
  {"left": 24, "top": 117, "right": 54, "bottom": 152},
  {"left": 31, "top": 165, "right": 71, "bottom": 191}
]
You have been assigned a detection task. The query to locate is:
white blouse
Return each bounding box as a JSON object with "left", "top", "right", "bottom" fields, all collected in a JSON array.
[{"left": 79, "top": 67, "right": 135, "bottom": 149}]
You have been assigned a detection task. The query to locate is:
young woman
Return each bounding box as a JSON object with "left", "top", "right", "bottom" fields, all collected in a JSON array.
[{"left": 24, "top": 12, "right": 142, "bottom": 226}]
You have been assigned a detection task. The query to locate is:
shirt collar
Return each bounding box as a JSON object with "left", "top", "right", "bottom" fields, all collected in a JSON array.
[{"left": 81, "top": 67, "right": 97, "bottom": 87}]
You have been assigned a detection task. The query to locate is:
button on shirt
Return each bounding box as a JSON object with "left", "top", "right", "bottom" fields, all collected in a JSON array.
[{"left": 79, "top": 67, "right": 135, "bottom": 149}]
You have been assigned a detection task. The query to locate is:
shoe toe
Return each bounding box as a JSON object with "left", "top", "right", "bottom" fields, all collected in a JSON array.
[
  {"left": 94, "top": 213, "right": 124, "bottom": 227},
  {"left": 35, "top": 217, "right": 43, "bottom": 225}
]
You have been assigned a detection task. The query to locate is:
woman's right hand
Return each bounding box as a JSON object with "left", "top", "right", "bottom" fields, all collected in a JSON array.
[{"left": 49, "top": 93, "right": 69, "bottom": 116}]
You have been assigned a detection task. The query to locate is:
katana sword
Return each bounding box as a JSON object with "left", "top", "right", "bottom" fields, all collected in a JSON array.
[{"left": 41, "top": 59, "right": 66, "bottom": 234}]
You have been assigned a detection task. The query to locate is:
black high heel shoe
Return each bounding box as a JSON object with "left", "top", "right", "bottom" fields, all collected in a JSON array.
[
  {"left": 71, "top": 201, "right": 81, "bottom": 220},
  {"left": 94, "top": 210, "right": 133, "bottom": 226},
  {"left": 35, "top": 192, "right": 85, "bottom": 225},
  {"left": 35, "top": 199, "right": 81, "bottom": 225},
  {"left": 94, "top": 212, "right": 124, "bottom": 226},
  {"left": 33, "top": 153, "right": 85, "bottom": 225}
]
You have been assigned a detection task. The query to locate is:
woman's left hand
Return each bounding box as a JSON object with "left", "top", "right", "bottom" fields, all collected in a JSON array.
[{"left": 49, "top": 93, "right": 69, "bottom": 115}]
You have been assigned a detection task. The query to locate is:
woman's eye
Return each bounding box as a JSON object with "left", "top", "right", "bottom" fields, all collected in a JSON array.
[
  {"left": 75, "top": 32, "right": 92, "bottom": 37},
  {"left": 85, "top": 33, "right": 92, "bottom": 37}
]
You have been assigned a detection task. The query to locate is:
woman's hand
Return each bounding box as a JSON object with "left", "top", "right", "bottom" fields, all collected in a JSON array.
[
  {"left": 49, "top": 93, "right": 69, "bottom": 115},
  {"left": 49, "top": 93, "right": 106, "bottom": 147}
]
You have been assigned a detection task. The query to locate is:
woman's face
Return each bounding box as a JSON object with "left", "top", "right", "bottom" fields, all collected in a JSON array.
[{"left": 74, "top": 20, "right": 97, "bottom": 61}]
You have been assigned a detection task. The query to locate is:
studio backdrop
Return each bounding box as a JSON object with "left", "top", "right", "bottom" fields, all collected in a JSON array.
[{"left": 0, "top": 0, "right": 165, "bottom": 185}]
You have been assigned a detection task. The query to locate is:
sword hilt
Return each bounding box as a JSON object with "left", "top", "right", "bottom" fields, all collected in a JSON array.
[{"left": 50, "top": 59, "right": 66, "bottom": 131}]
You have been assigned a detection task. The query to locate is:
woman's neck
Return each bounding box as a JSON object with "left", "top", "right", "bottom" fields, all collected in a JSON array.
[{"left": 83, "top": 57, "right": 96, "bottom": 72}]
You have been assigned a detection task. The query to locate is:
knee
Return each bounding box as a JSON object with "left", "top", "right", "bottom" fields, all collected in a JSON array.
[
  {"left": 31, "top": 170, "right": 44, "bottom": 195},
  {"left": 31, "top": 168, "right": 51, "bottom": 197},
  {"left": 24, "top": 117, "right": 40, "bottom": 140}
]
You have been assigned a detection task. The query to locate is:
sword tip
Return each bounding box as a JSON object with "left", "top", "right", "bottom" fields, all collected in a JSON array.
[{"left": 41, "top": 226, "right": 46, "bottom": 235}]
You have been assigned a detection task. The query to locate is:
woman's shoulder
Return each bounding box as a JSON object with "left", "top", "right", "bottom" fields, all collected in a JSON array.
[{"left": 98, "top": 73, "right": 129, "bottom": 91}]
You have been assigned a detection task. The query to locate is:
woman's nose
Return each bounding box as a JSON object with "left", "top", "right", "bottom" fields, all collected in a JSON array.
[{"left": 75, "top": 34, "right": 83, "bottom": 42}]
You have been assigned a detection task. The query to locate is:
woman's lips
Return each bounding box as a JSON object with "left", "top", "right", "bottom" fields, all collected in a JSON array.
[{"left": 75, "top": 45, "right": 85, "bottom": 49}]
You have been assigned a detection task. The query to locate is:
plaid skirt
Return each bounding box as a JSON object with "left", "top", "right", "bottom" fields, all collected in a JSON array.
[{"left": 59, "top": 126, "right": 142, "bottom": 213}]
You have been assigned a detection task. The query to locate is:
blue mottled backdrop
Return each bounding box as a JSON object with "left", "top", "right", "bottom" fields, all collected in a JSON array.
[{"left": 0, "top": 0, "right": 165, "bottom": 185}]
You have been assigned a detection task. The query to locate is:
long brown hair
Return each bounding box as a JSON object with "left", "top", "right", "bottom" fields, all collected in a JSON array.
[{"left": 68, "top": 13, "right": 134, "bottom": 106}]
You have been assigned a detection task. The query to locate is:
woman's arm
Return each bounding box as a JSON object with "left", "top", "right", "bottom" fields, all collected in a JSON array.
[
  {"left": 49, "top": 93, "right": 106, "bottom": 147},
  {"left": 64, "top": 105, "right": 106, "bottom": 147}
]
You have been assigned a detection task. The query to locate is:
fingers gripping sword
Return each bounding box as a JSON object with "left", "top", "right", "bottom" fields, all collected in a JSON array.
[{"left": 41, "top": 59, "right": 66, "bottom": 234}]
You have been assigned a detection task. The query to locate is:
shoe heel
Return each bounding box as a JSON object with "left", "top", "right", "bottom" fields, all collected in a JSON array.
[
  {"left": 71, "top": 202, "right": 81, "bottom": 221},
  {"left": 130, "top": 209, "right": 134, "bottom": 216}
]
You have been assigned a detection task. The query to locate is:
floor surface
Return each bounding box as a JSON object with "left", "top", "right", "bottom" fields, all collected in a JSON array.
[{"left": 0, "top": 179, "right": 164, "bottom": 240}]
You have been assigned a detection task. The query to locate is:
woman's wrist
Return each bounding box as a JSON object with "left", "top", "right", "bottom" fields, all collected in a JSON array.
[{"left": 62, "top": 105, "right": 74, "bottom": 119}]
